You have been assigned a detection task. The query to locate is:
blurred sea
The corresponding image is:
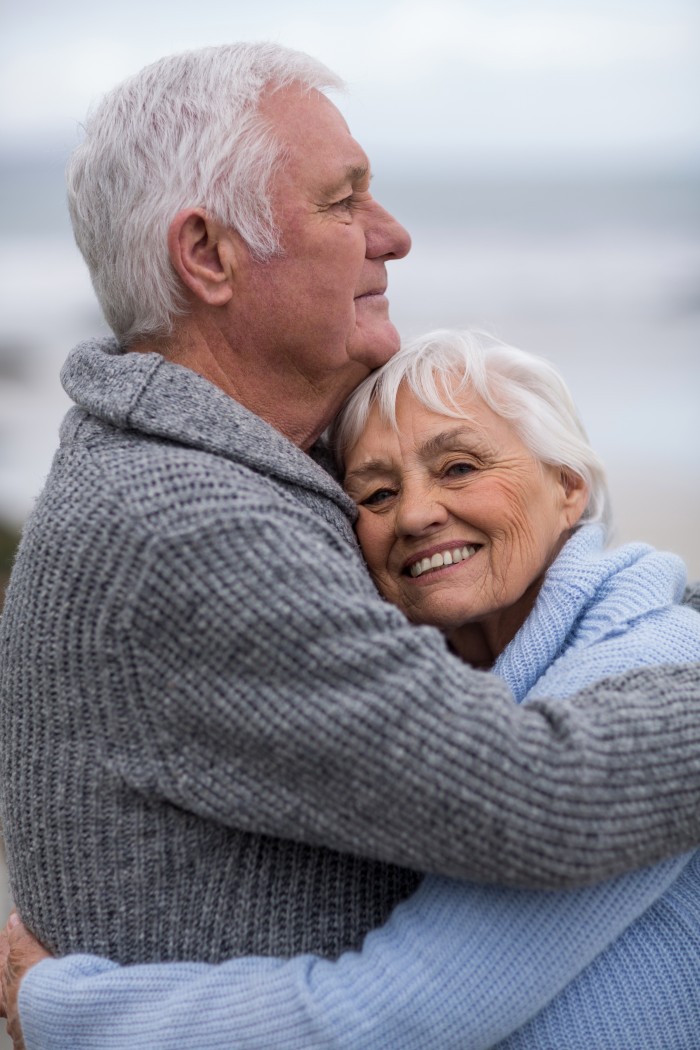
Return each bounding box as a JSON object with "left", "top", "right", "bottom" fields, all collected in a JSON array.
[{"left": 1, "top": 157, "right": 698, "bottom": 573}]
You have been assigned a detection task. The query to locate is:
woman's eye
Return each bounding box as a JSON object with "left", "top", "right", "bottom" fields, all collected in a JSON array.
[
  {"left": 360, "top": 487, "right": 396, "bottom": 507},
  {"left": 444, "top": 461, "right": 476, "bottom": 479}
]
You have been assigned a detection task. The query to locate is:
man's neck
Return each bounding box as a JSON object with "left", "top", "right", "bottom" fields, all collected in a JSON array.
[{"left": 129, "top": 323, "right": 335, "bottom": 451}]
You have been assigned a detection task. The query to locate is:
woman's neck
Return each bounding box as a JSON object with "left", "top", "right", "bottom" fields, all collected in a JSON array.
[{"left": 445, "top": 577, "right": 543, "bottom": 669}]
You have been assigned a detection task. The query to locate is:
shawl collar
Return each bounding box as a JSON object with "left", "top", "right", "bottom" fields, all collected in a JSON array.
[{"left": 60, "top": 338, "right": 356, "bottom": 520}]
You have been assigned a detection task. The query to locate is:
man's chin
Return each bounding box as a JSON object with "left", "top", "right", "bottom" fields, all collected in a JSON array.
[{"left": 349, "top": 322, "right": 401, "bottom": 371}]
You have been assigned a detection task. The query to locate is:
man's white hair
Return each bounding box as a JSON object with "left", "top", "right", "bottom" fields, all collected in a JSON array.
[
  {"left": 66, "top": 43, "right": 343, "bottom": 344},
  {"left": 332, "top": 329, "right": 611, "bottom": 531}
]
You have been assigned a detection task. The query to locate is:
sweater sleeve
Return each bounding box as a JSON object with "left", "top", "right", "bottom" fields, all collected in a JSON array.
[
  {"left": 19, "top": 857, "right": 689, "bottom": 1050},
  {"left": 115, "top": 506, "right": 700, "bottom": 888},
  {"left": 18, "top": 532, "right": 700, "bottom": 1049}
]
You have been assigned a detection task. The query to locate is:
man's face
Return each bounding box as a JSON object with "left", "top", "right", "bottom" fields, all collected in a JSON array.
[{"left": 231, "top": 86, "right": 411, "bottom": 419}]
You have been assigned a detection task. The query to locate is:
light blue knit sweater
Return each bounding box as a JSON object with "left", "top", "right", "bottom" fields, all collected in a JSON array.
[{"left": 19, "top": 525, "right": 700, "bottom": 1049}]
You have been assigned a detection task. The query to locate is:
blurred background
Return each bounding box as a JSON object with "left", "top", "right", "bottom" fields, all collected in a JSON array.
[{"left": 0, "top": 0, "right": 698, "bottom": 1032}]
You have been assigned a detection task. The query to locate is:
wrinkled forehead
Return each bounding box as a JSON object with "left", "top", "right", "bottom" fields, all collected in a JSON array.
[
  {"left": 373, "top": 376, "right": 488, "bottom": 443},
  {"left": 344, "top": 382, "right": 493, "bottom": 471}
]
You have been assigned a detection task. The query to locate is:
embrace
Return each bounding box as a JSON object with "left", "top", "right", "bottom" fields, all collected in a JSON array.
[{"left": 1, "top": 42, "right": 700, "bottom": 1050}]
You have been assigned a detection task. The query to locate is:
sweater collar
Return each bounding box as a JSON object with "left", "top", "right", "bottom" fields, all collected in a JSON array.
[
  {"left": 61, "top": 337, "right": 356, "bottom": 519},
  {"left": 493, "top": 524, "right": 686, "bottom": 702}
]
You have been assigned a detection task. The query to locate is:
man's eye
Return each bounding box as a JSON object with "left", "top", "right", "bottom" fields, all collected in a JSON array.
[
  {"left": 334, "top": 195, "right": 355, "bottom": 211},
  {"left": 360, "top": 487, "right": 395, "bottom": 507}
]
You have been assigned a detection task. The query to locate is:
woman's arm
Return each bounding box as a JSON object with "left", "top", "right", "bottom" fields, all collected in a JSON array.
[
  {"left": 15, "top": 858, "right": 688, "bottom": 1050},
  {"left": 13, "top": 563, "right": 700, "bottom": 1049}
]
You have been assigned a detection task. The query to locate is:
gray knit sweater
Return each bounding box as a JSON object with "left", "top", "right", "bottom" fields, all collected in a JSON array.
[{"left": 1, "top": 338, "right": 700, "bottom": 966}]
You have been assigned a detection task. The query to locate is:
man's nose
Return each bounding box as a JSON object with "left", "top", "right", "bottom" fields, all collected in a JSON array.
[{"left": 365, "top": 200, "right": 412, "bottom": 260}]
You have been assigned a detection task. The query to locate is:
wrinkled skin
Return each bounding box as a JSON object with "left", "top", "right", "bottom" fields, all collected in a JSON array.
[
  {"left": 0, "top": 913, "right": 49, "bottom": 1050},
  {"left": 344, "top": 384, "right": 588, "bottom": 667},
  {"left": 156, "top": 84, "right": 412, "bottom": 450}
]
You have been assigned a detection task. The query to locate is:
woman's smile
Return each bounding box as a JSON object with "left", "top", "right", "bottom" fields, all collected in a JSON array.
[
  {"left": 344, "top": 381, "right": 587, "bottom": 664},
  {"left": 403, "top": 543, "right": 481, "bottom": 580}
]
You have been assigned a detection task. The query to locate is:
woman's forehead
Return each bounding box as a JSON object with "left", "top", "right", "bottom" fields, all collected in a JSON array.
[
  {"left": 346, "top": 385, "right": 518, "bottom": 471},
  {"left": 348, "top": 392, "right": 482, "bottom": 461}
]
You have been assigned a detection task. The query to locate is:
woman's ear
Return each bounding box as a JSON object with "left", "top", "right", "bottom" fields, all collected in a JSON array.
[
  {"left": 559, "top": 469, "right": 589, "bottom": 528},
  {"left": 167, "top": 209, "right": 236, "bottom": 307}
]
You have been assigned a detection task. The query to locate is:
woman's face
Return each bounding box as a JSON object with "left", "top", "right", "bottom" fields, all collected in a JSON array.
[{"left": 343, "top": 383, "right": 587, "bottom": 658}]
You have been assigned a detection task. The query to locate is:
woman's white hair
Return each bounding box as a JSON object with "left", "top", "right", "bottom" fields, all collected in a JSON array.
[
  {"left": 66, "top": 43, "right": 343, "bottom": 344},
  {"left": 332, "top": 329, "right": 611, "bottom": 531}
]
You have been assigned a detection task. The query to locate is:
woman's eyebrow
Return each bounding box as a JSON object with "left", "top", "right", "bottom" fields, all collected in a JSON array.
[
  {"left": 343, "top": 458, "right": 393, "bottom": 487},
  {"left": 419, "top": 426, "right": 482, "bottom": 458},
  {"left": 345, "top": 426, "right": 483, "bottom": 485}
]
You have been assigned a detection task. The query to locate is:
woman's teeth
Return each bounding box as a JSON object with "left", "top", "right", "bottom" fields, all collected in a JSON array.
[{"left": 409, "top": 545, "right": 478, "bottom": 578}]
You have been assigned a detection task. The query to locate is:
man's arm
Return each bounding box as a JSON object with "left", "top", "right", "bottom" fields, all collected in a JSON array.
[
  {"left": 116, "top": 508, "right": 700, "bottom": 888},
  {"left": 108, "top": 508, "right": 700, "bottom": 886},
  {"left": 5, "top": 579, "right": 699, "bottom": 1049},
  {"left": 14, "top": 570, "right": 680, "bottom": 1050}
]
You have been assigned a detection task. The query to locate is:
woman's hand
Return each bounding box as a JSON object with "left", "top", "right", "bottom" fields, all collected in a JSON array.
[{"left": 1, "top": 912, "right": 50, "bottom": 1050}]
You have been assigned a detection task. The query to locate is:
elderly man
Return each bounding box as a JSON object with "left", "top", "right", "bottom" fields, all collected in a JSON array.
[{"left": 2, "top": 40, "right": 700, "bottom": 1048}]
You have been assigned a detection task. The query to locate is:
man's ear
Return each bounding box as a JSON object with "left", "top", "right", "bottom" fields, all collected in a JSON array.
[
  {"left": 167, "top": 209, "right": 236, "bottom": 307},
  {"left": 560, "top": 469, "right": 589, "bottom": 528}
]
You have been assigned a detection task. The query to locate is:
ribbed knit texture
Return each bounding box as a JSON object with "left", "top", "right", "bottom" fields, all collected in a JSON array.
[
  {"left": 18, "top": 512, "right": 700, "bottom": 1048},
  {"left": 17, "top": 855, "right": 698, "bottom": 1050},
  {"left": 497, "top": 855, "right": 700, "bottom": 1048},
  {"left": 491, "top": 525, "right": 700, "bottom": 1047},
  {"left": 494, "top": 523, "right": 698, "bottom": 703},
  {"left": 3, "top": 337, "right": 700, "bottom": 968},
  {"left": 24, "top": 858, "right": 700, "bottom": 1050}
]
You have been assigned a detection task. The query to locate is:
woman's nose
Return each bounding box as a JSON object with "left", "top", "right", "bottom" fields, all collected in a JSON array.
[{"left": 394, "top": 487, "right": 449, "bottom": 536}]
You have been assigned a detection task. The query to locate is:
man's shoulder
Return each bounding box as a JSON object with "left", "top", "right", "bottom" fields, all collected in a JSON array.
[{"left": 46, "top": 408, "right": 346, "bottom": 545}]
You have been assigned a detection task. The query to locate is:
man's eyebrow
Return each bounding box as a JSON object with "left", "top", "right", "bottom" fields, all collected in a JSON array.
[
  {"left": 324, "top": 164, "right": 371, "bottom": 197},
  {"left": 346, "top": 164, "right": 370, "bottom": 183}
]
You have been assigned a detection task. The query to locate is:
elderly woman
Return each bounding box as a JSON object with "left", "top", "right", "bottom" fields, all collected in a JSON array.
[{"left": 3, "top": 331, "right": 700, "bottom": 1049}]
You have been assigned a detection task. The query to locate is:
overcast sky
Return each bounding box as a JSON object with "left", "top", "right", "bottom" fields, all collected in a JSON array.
[{"left": 2, "top": 0, "right": 699, "bottom": 171}]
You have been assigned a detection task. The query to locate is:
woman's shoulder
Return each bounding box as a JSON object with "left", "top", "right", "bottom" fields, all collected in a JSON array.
[{"left": 515, "top": 526, "right": 700, "bottom": 702}]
